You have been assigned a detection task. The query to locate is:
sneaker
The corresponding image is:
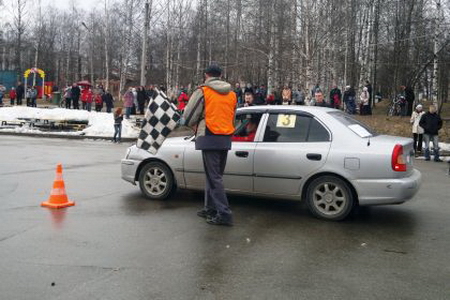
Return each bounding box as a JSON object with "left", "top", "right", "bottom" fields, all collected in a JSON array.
[
  {"left": 425, "top": 158, "right": 430, "bottom": 161},
  {"left": 197, "top": 208, "right": 217, "bottom": 219},
  {"left": 206, "top": 214, "right": 233, "bottom": 226},
  {"left": 434, "top": 158, "right": 443, "bottom": 162}
]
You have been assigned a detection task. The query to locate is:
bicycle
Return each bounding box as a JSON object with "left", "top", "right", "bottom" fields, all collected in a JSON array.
[
  {"left": 59, "top": 98, "right": 66, "bottom": 108},
  {"left": 386, "top": 95, "right": 405, "bottom": 116}
]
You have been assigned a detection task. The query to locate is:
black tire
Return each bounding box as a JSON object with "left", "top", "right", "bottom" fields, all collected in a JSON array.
[
  {"left": 59, "top": 99, "right": 66, "bottom": 108},
  {"left": 138, "top": 161, "right": 174, "bottom": 200},
  {"left": 306, "top": 176, "right": 355, "bottom": 221}
]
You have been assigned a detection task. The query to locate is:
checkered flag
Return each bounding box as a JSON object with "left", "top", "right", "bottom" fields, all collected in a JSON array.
[{"left": 136, "top": 90, "right": 181, "bottom": 154}]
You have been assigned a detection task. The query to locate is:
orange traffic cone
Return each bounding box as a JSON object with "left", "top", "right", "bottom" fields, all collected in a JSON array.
[{"left": 41, "top": 164, "right": 75, "bottom": 209}]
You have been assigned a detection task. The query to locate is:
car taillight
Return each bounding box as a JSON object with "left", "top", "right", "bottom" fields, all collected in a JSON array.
[{"left": 392, "top": 144, "right": 407, "bottom": 172}]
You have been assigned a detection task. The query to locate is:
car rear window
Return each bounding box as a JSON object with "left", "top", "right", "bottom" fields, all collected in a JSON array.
[{"left": 328, "top": 111, "right": 377, "bottom": 138}]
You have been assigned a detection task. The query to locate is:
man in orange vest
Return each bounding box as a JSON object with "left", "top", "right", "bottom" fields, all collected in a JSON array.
[{"left": 183, "top": 64, "right": 237, "bottom": 226}]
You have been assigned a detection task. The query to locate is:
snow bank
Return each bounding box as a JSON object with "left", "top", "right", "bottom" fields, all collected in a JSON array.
[
  {"left": 0, "top": 107, "right": 140, "bottom": 138},
  {"left": 0, "top": 106, "right": 89, "bottom": 121}
]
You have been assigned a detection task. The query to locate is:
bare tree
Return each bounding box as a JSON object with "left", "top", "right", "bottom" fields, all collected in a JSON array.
[{"left": 11, "top": 0, "right": 28, "bottom": 77}]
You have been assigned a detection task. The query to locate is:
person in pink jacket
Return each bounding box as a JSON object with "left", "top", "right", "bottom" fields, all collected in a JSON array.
[{"left": 123, "top": 87, "right": 134, "bottom": 119}]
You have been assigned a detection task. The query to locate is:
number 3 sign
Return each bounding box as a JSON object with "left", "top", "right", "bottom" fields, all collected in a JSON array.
[{"left": 276, "top": 114, "right": 296, "bottom": 128}]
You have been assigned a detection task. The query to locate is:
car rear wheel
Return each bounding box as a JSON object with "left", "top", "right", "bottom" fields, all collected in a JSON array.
[
  {"left": 138, "top": 161, "right": 174, "bottom": 200},
  {"left": 306, "top": 176, "right": 354, "bottom": 221}
]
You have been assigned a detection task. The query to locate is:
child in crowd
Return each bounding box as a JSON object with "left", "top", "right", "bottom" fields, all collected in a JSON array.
[{"left": 113, "top": 107, "right": 123, "bottom": 143}]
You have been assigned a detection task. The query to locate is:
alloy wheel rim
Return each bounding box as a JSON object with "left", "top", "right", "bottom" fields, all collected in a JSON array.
[
  {"left": 144, "top": 167, "right": 167, "bottom": 196},
  {"left": 313, "top": 182, "right": 346, "bottom": 215}
]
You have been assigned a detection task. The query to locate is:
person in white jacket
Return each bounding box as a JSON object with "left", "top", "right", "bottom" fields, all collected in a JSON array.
[
  {"left": 410, "top": 104, "right": 425, "bottom": 155},
  {"left": 359, "top": 86, "right": 370, "bottom": 115}
]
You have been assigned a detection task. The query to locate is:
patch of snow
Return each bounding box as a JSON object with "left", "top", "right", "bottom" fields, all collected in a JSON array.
[
  {"left": 0, "top": 107, "right": 140, "bottom": 138},
  {"left": 439, "top": 142, "right": 450, "bottom": 152}
]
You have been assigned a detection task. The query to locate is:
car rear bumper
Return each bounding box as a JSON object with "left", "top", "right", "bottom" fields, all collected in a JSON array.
[
  {"left": 352, "top": 169, "right": 422, "bottom": 205},
  {"left": 121, "top": 159, "right": 139, "bottom": 185}
]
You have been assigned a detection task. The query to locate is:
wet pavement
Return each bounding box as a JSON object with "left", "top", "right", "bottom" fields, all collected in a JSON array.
[{"left": 0, "top": 136, "right": 449, "bottom": 299}]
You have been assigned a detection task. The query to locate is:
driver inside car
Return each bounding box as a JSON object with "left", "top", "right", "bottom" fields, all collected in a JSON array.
[{"left": 232, "top": 118, "right": 259, "bottom": 142}]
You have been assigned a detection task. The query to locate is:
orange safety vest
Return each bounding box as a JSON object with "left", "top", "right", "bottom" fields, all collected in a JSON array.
[{"left": 202, "top": 86, "right": 236, "bottom": 135}]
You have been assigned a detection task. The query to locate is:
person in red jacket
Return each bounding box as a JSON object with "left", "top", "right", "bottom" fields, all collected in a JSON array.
[
  {"left": 94, "top": 92, "right": 103, "bottom": 112},
  {"left": 81, "top": 88, "right": 93, "bottom": 112},
  {"left": 9, "top": 88, "right": 17, "bottom": 105},
  {"left": 177, "top": 88, "right": 189, "bottom": 112},
  {"left": 266, "top": 93, "right": 275, "bottom": 105},
  {"left": 232, "top": 118, "right": 258, "bottom": 142}
]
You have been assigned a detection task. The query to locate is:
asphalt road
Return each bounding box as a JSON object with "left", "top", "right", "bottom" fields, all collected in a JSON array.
[{"left": 0, "top": 136, "right": 449, "bottom": 300}]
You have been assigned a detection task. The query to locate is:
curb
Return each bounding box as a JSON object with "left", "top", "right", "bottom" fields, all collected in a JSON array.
[
  {"left": 0, "top": 131, "right": 137, "bottom": 141},
  {"left": 0, "top": 127, "right": 193, "bottom": 141}
]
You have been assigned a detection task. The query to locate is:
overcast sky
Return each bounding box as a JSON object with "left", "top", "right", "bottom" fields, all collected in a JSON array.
[{"left": 40, "top": 0, "right": 96, "bottom": 11}]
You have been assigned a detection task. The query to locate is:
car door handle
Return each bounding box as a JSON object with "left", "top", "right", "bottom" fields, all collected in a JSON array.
[
  {"left": 307, "top": 153, "right": 322, "bottom": 161},
  {"left": 235, "top": 151, "right": 249, "bottom": 158}
]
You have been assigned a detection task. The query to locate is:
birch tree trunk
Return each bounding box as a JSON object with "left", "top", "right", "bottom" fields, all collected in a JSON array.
[
  {"left": 371, "top": 0, "right": 381, "bottom": 107},
  {"left": 290, "top": 0, "right": 298, "bottom": 88},
  {"left": 104, "top": 0, "right": 110, "bottom": 90},
  {"left": 224, "top": 0, "right": 230, "bottom": 79},
  {"left": 165, "top": 0, "right": 172, "bottom": 92},
  {"left": 140, "top": 0, "right": 150, "bottom": 87},
  {"left": 432, "top": 0, "right": 441, "bottom": 108},
  {"left": 303, "top": 0, "right": 313, "bottom": 97},
  {"left": 234, "top": 0, "right": 242, "bottom": 81},
  {"left": 119, "top": 0, "right": 135, "bottom": 100},
  {"left": 266, "top": 0, "right": 276, "bottom": 95},
  {"left": 13, "top": 0, "right": 27, "bottom": 78}
]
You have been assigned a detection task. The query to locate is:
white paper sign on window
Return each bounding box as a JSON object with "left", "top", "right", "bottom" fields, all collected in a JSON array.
[{"left": 276, "top": 114, "right": 296, "bottom": 128}]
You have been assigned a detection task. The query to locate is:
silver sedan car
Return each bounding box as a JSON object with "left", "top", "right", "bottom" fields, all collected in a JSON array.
[{"left": 121, "top": 106, "right": 421, "bottom": 221}]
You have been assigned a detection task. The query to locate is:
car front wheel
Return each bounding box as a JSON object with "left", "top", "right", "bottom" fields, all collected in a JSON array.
[
  {"left": 138, "top": 161, "right": 174, "bottom": 200},
  {"left": 306, "top": 176, "right": 354, "bottom": 221}
]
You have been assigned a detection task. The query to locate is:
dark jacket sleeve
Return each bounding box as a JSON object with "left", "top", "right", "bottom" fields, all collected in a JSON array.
[{"left": 419, "top": 114, "right": 427, "bottom": 129}]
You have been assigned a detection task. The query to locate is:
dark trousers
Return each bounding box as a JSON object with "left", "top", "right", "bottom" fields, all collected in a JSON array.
[
  {"left": 202, "top": 150, "right": 232, "bottom": 217},
  {"left": 72, "top": 96, "right": 79, "bottom": 109},
  {"left": 407, "top": 101, "right": 413, "bottom": 117},
  {"left": 65, "top": 98, "right": 71, "bottom": 109},
  {"left": 413, "top": 133, "right": 423, "bottom": 152},
  {"left": 17, "top": 95, "right": 23, "bottom": 105},
  {"left": 138, "top": 102, "right": 145, "bottom": 114}
]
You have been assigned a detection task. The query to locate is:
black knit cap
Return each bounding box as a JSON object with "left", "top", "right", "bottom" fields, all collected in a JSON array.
[{"left": 204, "top": 63, "right": 222, "bottom": 77}]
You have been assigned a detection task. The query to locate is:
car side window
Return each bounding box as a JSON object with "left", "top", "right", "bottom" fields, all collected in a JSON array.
[
  {"left": 263, "top": 113, "right": 329, "bottom": 142},
  {"left": 308, "top": 118, "right": 330, "bottom": 142},
  {"left": 233, "top": 113, "right": 263, "bottom": 142}
]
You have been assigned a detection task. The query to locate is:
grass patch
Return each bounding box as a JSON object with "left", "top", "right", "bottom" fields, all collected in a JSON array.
[{"left": 354, "top": 100, "right": 450, "bottom": 143}]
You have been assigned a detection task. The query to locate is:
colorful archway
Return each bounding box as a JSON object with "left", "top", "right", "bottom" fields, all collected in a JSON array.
[
  {"left": 24, "top": 68, "right": 46, "bottom": 79},
  {"left": 24, "top": 68, "right": 46, "bottom": 99}
]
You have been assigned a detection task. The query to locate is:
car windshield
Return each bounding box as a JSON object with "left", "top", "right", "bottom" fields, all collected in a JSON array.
[{"left": 328, "top": 111, "right": 377, "bottom": 138}]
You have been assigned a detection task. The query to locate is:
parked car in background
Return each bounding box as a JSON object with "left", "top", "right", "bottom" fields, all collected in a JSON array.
[{"left": 121, "top": 106, "right": 422, "bottom": 221}]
